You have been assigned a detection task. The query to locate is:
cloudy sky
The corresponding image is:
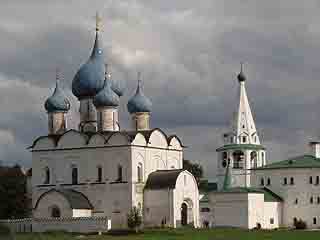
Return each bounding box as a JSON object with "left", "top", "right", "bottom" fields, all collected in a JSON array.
[{"left": 1, "top": 0, "right": 320, "bottom": 179}]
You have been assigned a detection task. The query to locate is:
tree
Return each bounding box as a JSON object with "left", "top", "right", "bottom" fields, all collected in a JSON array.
[
  {"left": 0, "top": 165, "right": 28, "bottom": 219},
  {"left": 183, "top": 160, "right": 203, "bottom": 185},
  {"left": 127, "top": 206, "right": 142, "bottom": 233}
]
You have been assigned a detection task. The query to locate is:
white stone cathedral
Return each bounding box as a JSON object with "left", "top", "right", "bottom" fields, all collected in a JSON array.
[{"left": 30, "top": 18, "right": 199, "bottom": 229}]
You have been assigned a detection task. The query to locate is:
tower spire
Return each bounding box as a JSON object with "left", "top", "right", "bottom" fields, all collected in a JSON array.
[{"left": 232, "top": 67, "right": 259, "bottom": 144}]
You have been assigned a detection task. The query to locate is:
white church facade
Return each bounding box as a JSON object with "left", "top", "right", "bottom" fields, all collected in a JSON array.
[{"left": 29, "top": 17, "right": 199, "bottom": 230}]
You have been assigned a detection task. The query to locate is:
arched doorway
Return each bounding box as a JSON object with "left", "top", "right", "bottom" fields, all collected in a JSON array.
[
  {"left": 51, "top": 205, "right": 61, "bottom": 218},
  {"left": 181, "top": 203, "right": 188, "bottom": 226}
]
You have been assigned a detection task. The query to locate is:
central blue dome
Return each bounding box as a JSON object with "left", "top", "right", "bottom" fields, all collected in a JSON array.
[
  {"left": 72, "top": 30, "right": 105, "bottom": 99},
  {"left": 45, "top": 80, "right": 70, "bottom": 113},
  {"left": 127, "top": 80, "right": 152, "bottom": 114}
]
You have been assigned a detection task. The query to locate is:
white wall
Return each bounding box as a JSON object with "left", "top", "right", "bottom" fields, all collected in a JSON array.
[
  {"left": 252, "top": 168, "right": 320, "bottom": 228},
  {"left": 210, "top": 192, "right": 249, "bottom": 228}
]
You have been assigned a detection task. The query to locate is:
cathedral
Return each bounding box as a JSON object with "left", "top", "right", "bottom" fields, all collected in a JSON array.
[{"left": 30, "top": 17, "right": 199, "bottom": 229}]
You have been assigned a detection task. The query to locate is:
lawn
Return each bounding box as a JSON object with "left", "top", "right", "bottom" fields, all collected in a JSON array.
[{"left": 5, "top": 228, "right": 319, "bottom": 240}]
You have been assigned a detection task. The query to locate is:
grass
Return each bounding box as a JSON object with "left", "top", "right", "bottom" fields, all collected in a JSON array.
[{"left": 7, "top": 228, "right": 320, "bottom": 240}]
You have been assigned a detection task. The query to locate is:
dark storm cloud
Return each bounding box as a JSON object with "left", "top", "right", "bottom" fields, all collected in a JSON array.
[{"left": 0, "top": 0, "right": 319, "bottom": 178}]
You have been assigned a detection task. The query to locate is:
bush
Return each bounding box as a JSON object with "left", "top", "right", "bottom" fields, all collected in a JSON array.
[
  {"left": 127, "top": 206, "right": 142, "bottom": 233},
  {"left": 294, "top": 219, "right": 307, "bottom": 229},
  {"left": 0, "top": 224, "right": 10, "bottom": 235}
]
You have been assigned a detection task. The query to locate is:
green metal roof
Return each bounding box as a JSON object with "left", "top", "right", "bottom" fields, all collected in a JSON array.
[
  {"left": 255, "top": 155, "right": 320, "bottom": 170},
  {"left": 199, "top": 180, "right": 218, "bottom": 193},
  {"left": 216, "top": 144, "right": 265, "bottom": 152},
  {"left": 216, "top": 187, "right": 283, "bottom": 202}
]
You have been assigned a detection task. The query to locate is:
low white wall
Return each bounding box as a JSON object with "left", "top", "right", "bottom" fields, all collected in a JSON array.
[
  {"left": 0, "top": 218, "right": 32, "bottom": 233},
  {"left": 0, "top": 217, "right": 111, "bottom": 233}
]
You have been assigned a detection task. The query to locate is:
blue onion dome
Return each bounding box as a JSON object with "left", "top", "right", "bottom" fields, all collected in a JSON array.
[
  {"left": 93, "top": 76, "right": 119, "bottom": 108},
  {"left": 45, "top": 80, "right": 70, "bottom": 113},
  {"left": 72, "top": 28, "right": 105, "bottom": 99},
  {"left": 127, "top": 78, "right": 152, "bottom": 114}
]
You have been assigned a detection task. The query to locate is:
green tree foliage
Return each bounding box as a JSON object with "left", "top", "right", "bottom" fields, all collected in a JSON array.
[
  {"left": 0, "top": 165, "right": 28, "bottom": 219},
  {"left": 127, "top": 206, "right": 142, "bottom": 232},
  {"left": 183, "top": 160, "right": 203, "bottom": 185}
]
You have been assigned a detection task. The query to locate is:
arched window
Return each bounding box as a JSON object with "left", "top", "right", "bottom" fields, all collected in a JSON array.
[
  {"left": 44, "top": 167, "right": 50, "bottom": 184},
  {"left": 97, "top": 166, "right": 102, "bottom": 182},
  {"left": 51, "top": 206, "right": 61, "bottom": 218},
  {"left": 310, "top": 176, "right": 313, "bottom": 184},
  {"left": 310, "top": 197, "right": 314, "bottom": 204},
  {"left": 250, "top": 151, "right": 257, "bottom": 168},
  {"left": 283, "top": 177, "right": 287, "bottom": 185},
  {"left": 313, "top": 217, "right": 317, "bottom": 225},
  {"left": 260, "top": 178, "right": 264, "bottom": 186},
  {"left": 233, "top": 151, "right": 244, "bottom": 169},
  {"left": 72, "top": 167, "right": 78, "bottom": 185},
  {"left": 222, "top": 152, "right": 228, "bottom": 168},
  {"left": 117, "top": 165, "right": 123, "bottom": 182},
  {"left": 316, "top": 176, "right": 320, "bottom": 185},
  {"left": 267, "top": 178, "right": 271, "bottom": 186},
  {"left": 317, "top": 197, "right": 320, "bottom": 204},
  {"left": 137, "top": 163, "right": 143, "bottom": 182},
  {"left": 290, "top": 177, "right": 294, "bottom": 185},
  {"left": 261, "top": 152, "right": 265, "bottom": 163}
]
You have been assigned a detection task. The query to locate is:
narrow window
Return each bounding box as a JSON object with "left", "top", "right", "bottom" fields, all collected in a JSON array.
[
  {"left": 295, "top": 198, "right": 298, "bottom": 204},
  {"left": 316, "top": 176, "right": 320, "bottom": 185},
  {"left": 283, "top": 177, "right": 287, "bottom": 185},
  {"left": 270, "top": 218, "right": 274, "bottom": 224},
  {"left": 97, "top": 166, "right": 102, "bottom": 182},
  {"left": 44, "top": 167, "right": 50, "bottom": 184},
  {"left": 260, "top": 178, "right": 264, "bottom": 186},
  {"left": 267, "top": 178, "right": 271, "bottom": 186},
  {"left": 72, "top": 167, "right": 78, "bottom": 185},
  {"left": 250, "top": 151, "right": 257, "bottom": 169},
  {"left": 117, "top": 165, "right": 123, "bottom": 182},
  {"left": 317, "top": 197, "right": 320, "bottom": 204},
  {"left": 310, "top": 197, "right": 314, "bottom": 204},
  {"left": 314, "top": 217, "right": 317, "bottom": 225},
  {"left": 222, "top": 152, "right": 228, "bottom": 168},
  {"left": 242, "top": 136, "right": 247, "bottom": 143},
  {"left": 137, "top": 163, "right": 143, "bottom": 182},
  {"left": 230, "top": 136, "right": 234, "bottom": 143},
  {"left": 290, "top": 177, "right": 294, "bottom": 185},
  {"left": 310, "top": 176, "right": 313, "bottom": 184}
]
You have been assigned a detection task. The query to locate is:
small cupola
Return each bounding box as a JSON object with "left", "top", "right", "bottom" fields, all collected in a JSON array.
[
  {"left": 44, "top": 78, "right": 70, "bottom": 113},
  {"left": 44, "top": 70, "right": 70, "bottom": 135},
  {"left": 93, "top": 72, "right": 119, "bottom": 108},
  {"left": 127, "top": 75, "right": 152, "bottom": 114}
]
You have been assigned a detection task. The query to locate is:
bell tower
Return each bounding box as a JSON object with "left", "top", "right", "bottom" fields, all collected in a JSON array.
[{"left": 216, "top": 64, "right": 266, "bottom": 189}]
